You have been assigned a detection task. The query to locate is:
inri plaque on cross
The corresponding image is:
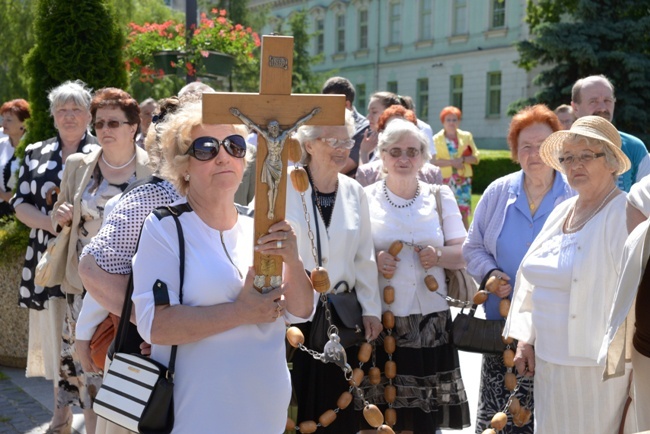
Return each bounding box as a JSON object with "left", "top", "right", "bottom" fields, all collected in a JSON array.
[{"left": 203, "top": 35, "right": 345, "bottom": 292}]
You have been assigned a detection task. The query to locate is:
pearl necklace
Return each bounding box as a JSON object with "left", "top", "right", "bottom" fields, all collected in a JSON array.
[
  {"left": 101, "top": 151, "right": 136, "bottom": 170},
  {"left": 565, "top": 187, "right": 618, "bottom": 233},
  {"left": 383, "top": 180, "right": 420, "bottom": 208}
]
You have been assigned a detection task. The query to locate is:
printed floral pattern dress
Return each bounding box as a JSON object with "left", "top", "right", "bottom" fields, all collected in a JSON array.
[
  {"left": 10, "top": 134, "right": 98, "bottom": 310},
  {"left": 443, "top": 137, "right": 472, "bottom": 219}
]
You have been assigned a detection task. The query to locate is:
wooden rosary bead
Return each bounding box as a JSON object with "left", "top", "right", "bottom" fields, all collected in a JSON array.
[
  {"left": 350, "top": 367, "right": 364, "bottom": 387},
  {"left": 285, "top": 417, "right": 296, "bottom": 430},
  {"left": 337, "top": 391, "right": 353, "bottom": 410},
  {"left": 384, "top": 335, "right": 396, "bottom": 354},
  {"left": 287, "top": 137, "right": 302, "bottom": 163},
  {"left": 385, "top": 360, "right": 397, "bottom": 379},
  {"left": 502, "top": 332, "right": 514, "bottom": 345},
  {"left": 486, "top": 275, "right": 506, "bottom": 292},
  {"left": 383, "top": 285, "right": 395, "bottom": 304},
  {"left": 383, "top": 311, "right": 395, "bottom": 329},
  {"left": 513, "top": 407, "right": 532, "bottom": 427},
  {"left": 491, "top": 412, "right": 508, "bottom": 431},
  {"left": 473, "top": 290, "right": 489, "bottom": 305},
  {"left": 286, "top": 326, "right": 304, "bottom": 348},
  {"left": 298, "top": 420, "right": 318, "bottom": 433},
  {"left": 388, "top": 240, "right": 403, "bottom": 256},
  {"left": 424, "top": 274, "right": 439, "bottom": 292},
  {"left": 358, "top": 342, "right": 372, "bottom": 363},
  {"left": 503, "top": 348, "right": 515, "bottom": 368},
  {"left": 384, "top": 407, "right": 397, "bottom": 426},
  {"left": 378, "top": 424, "right": 396, "bottom": 434},
  {"left": 384, "top": 384, "right": 397, "bottom": 403},
  {"left": 311, "top": 267, "right": 330, "bottom": 293},
  {"left": 363, "top": 404, "right": 384, "bottom": 428},
  {"left": 383, "top": 271, "right": 394, "bottom": 280},
  {"left": 504, "top": 372, "right": 517, "bottom": 391},
  {"left": 499, "top": 298, "right": 511, "bottom": 317},
  {"left": 369, "top": 366, "right": 381, "bottom": 385},
  {"left": 319, "top": 409, "right": 337, "bottom": 427},
  {"left": 290, "top": 166, "right": 309, "bottom": 192},
  {"left": 508, "top": 396, "right": 521, "bottom": 416}
]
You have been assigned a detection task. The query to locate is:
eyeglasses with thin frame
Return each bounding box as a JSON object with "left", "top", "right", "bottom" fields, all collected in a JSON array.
[
  {"left": 93, "top": 120, "right": 130, "bottom": 130},
  {"left": 384, "top": 147, "right": 421, "bottom": 158},
  {"left": 558, "top": 151, "right": 605, "bottom": 168},
  {"left": 317, "top": 137, "right": 355, "bottom": 150},
  {"left": 185, "top": 135, "right": 247, "bottom": 161}
]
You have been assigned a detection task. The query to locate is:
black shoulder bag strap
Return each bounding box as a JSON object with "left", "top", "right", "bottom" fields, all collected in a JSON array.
[{"left": 114, "top": 205, "right": 185, "bottom": 378}]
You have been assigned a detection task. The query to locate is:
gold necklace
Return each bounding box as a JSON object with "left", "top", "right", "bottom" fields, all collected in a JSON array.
[{"left": 523, "top": 179, "right": 552, "bottom": 213}]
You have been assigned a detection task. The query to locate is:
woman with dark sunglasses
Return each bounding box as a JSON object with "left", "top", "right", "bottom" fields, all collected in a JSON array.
[
  {"left": 131, "top": 102, "right": 314, "bottom": 433},
  {"left": 286, "top": 110, "right": 383, "bottom": 433}
]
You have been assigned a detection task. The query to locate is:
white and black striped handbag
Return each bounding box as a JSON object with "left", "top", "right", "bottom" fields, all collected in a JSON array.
[{"left": 94, "top": 206, "right": 185, "bottom": 434}]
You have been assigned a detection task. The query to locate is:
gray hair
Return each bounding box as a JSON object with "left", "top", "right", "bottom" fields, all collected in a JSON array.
[
  {"left": 560, "top": 134, "right": 622, "bottom": 177},
  {"left": 158, "top": 101, "right": 249, "bottom": 196},
  {"left": 47, "top": 80, "right": 92, "bottom": 116},
  {"left": 377, "top": 118, "right": 431, "bottom": 162},
  {"left": 295, "top": 109, "right": 355, "bottom": 166}
]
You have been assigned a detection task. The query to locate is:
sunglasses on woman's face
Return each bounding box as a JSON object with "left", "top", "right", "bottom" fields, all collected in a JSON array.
[{"left": 185, "top": 135, "right": 247, "bottom": 161}]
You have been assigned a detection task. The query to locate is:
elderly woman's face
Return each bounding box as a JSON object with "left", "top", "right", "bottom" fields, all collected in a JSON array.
[
  {"left": 1, "top": 112, "right": 24, "bottom": 138},
  {"left": 517, "top": 122, "right": 555, "bottom": 178},
  {"left": 442, "top": 113, "right": 459, "bottom": 135},
  {"left": 94, "top": 107, "right": 137, "bottom": 149},
  {"left": 186, "top": 124, "right": 245, "bottom": 194},
  {"left": 305, "top": 125, "right": 351, "bottom": 173},
  {"left": 560, "top": 139, "right": 614, "bottom": 192},
  {"left": 53, "top": 101, "right": 91, "bottom": 139},
  {"left": 380, "top": 132, "right": 424, "bottom": 179}
]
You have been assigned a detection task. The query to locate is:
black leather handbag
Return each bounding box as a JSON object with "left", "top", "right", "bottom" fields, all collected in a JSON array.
[
  {"left": 451, "top": 269, "right": 512, "bottom": 355},
  {"left": 309, "top": 281, "right": 365, "bottom": 352}
]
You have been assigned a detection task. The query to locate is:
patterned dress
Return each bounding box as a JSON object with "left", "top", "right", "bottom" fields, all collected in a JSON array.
[
  {"left": 10, "top": 134, "right": 98, "bottom": 310},
  {"left": 443, "top": 136, "right": 473, "bottom": 219}
]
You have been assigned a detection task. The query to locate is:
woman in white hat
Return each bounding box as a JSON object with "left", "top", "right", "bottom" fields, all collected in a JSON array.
[{"left": 504, "top": 116, "right": 634, "bottom": 432}]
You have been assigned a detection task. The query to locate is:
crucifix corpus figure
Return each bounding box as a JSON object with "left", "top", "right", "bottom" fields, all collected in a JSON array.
[
  {"left": 230, "top": 107, "right": 320, "bottom": 220},
  {"left": 202, "top": 35, "right": 345, "bottom": 292}
]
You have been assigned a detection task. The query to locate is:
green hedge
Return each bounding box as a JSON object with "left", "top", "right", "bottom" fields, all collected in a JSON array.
[
  {"left": 473, "top": 149, "right": 520, "bottom": 194},
  {"left": 0, "top": 217, "right": 30, "bottom": 264}
]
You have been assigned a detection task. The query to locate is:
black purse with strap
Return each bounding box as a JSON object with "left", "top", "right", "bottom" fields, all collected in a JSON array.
[{"left": 307, "top": 190, "right": 365, "bottom": 352}]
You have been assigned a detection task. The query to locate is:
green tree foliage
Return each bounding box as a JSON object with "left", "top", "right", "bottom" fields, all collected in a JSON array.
[
  {"left": 286, "top": 10, "right": 326, "bottom": 94},
  {"left": 0, "top": 0, "right": 36, "bottom": 103},
  {"left": 513, "top": 0, "right": 650, "bottom": 144},
  {"left": 23, "top": 0, "right": 128, "bottom": 146}
]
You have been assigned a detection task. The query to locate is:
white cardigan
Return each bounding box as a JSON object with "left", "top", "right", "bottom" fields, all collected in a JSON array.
[
  {"left": 598, "top": 219, "right": 647, "bottom": 378},
  {"left": 504, "top": 193, "right": 628, "bottom": 362},
  {"left": 285, "top": 168, "right": 381, "bottom": 320}
]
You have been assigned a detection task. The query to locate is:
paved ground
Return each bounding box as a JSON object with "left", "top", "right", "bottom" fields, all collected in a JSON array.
[{"left": 0, "top": 308, "right": 479, "bottom": 434}]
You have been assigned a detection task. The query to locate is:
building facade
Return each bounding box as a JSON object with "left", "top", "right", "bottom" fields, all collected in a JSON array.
[{"left": 249, "top": 0, "right": 541, "bottom": 149}]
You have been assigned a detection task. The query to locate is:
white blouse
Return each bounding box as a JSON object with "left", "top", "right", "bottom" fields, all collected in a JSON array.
[{"left": 365, "top": 181, "right": 467, "bottom": 316}]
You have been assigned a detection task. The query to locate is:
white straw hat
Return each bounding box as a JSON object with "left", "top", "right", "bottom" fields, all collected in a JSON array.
[{"left": 539, "top": 115, "right": 630, "bottom": 175}]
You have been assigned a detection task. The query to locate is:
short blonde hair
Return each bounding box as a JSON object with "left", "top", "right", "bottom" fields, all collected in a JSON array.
[{"left": 158, "top": 102, "right": 248, "bottom": 195}]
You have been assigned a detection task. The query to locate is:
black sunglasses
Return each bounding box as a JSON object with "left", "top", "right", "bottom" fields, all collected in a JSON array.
[{"left": 185, "top": 135, "right": 247, "bottom": 161}]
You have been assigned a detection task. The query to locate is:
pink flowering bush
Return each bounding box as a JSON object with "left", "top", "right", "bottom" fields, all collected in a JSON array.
[{"left": 125, "top": 9, "right": 260, "bottom": 83}]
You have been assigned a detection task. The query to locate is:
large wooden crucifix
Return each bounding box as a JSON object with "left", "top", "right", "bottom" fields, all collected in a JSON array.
[{"left": 203, "top": 35, "right": 345, "bottom": 293}]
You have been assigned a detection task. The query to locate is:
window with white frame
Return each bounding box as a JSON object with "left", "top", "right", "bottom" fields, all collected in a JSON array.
[
  {"left": 450, "top": 75, "right": 463, "bottom": 111},
  {"left": 387, "top": 81, "right": 398, "bottom": 94},
  {"left": 417, "top": 78, "right": 429, "bottom": 121},
  {"left": 315, "top": 18, "right": 324, "bottom": 55},
  {"left": 452, "top": 0, "right": 467, "bottom": 35},
  {"left": 419, "top": 0, "right": 433, "bottom": 40},
  {"left": 359, "top": 9, "right": 369, "bottom": 50},
  {"left": 491, "top": 0, "right": 506, "bottom": 29},
  {"left": 389, "top": 1, "right": 402, "bottom": 45},
  {"left": 336, "top": 13, "right": 346, "bottom": 53},
  {"left": 486, "top": 72, "right": 502, "bottom": 117}
]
